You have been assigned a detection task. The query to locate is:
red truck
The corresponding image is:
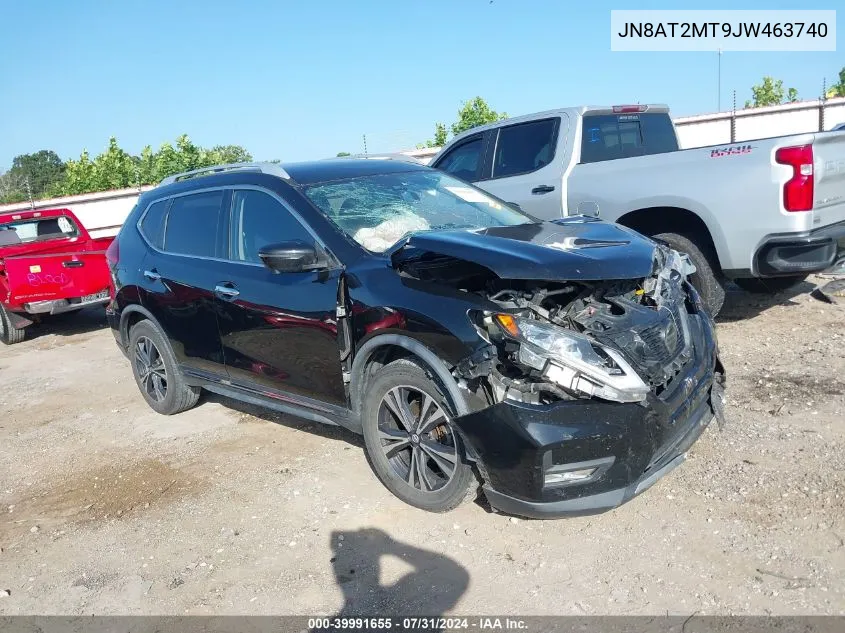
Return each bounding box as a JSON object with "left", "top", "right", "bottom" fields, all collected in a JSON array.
[{"left": 0, "top": 208, "right": 114, "bottom": 344}]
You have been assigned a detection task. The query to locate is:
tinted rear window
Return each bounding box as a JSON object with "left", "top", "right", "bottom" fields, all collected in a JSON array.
[
  {"left": 139, "top": 200, "right": 168, "bottom": 249},
  {"left": 580, "top": 113, "right": 678, "bottom": 164},
  {"left": 163, "top": 191, "right": 223, "bottom": 258}
]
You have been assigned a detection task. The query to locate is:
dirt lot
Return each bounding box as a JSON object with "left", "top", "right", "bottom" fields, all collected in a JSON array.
[{"left": 0, "top": 279, "right": 843, "bottom": 616}]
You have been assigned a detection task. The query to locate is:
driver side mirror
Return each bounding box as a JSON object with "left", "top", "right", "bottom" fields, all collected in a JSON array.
[{"left": 258, "top": 241, "right": 328, "bottom": 273}]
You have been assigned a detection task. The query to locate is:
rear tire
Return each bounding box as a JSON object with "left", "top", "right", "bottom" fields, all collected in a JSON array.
[
  {"left": 653, "top": 232, "right": 726, "bottom": 317},
  {"left": 733, "top": 275, "right": 808, "bottom": 294},
  {"left": 128, "top": 319, "right": 200, "bottom": 415},
  {"left": 362, "top": 358, "right": 476, "bottom": 513},
  {"left": 0, "top": 304, "right": 26, "bottom": 345}
]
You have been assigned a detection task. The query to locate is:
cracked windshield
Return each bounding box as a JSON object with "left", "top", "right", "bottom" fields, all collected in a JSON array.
[{"left": 303, "top": 171, "right": 532, "bottom": 252}]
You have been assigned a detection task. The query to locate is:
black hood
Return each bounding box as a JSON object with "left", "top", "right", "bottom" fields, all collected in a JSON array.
[{"left": 389, "top": 216, "right": 658, "bottom": 281}]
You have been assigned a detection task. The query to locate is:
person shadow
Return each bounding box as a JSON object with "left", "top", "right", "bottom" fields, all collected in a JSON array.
[{"left": 318, "top": 527, "right": 470, "bottom": 631}]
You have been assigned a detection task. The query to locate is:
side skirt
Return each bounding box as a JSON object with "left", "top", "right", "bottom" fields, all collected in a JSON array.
[{"left": 181, "top": 366, "right": 361, "bottom": 434}]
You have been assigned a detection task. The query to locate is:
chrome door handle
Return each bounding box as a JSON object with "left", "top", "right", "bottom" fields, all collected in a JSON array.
[
  {"left": 214, "top": 285, "right": 240, "bottom": 299},
  {"left": 143, "top": 270, "right": 161, "bottom": 281}
]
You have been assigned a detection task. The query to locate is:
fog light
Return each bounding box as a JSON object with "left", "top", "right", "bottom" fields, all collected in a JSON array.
[{"left": 544, "top": 468, "right": 598, "bottom": 485}]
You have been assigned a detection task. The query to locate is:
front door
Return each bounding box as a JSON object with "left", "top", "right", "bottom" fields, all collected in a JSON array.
[{"left": 213, "top": 188, "right": 346, "bottom": 406}]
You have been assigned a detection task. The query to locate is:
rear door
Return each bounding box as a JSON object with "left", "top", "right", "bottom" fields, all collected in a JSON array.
[
  {"left": 2, "top": 215, "right": 111, "bottom": 306},
  {"left": 137, "top": 189, "right": 230, "bottom": 378},
  {"left": 477, "top": 117, "right": 565, "bottom": 219},
  {"left": 213, "top": 187, "right": 346, "bottom": 406}
]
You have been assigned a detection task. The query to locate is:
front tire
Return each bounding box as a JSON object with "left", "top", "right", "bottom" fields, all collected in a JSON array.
[
  {"left": 733, "top": 275, "right": 808, "bottom": 294},
  {"left": 653, "top": 232, "right": 726, "bottom": 317},
  {"left": 128, "top": 319, "right": 200, "bottom": 415},
  {"left": 0, "top": 304, "right": 26, "bottom": 345},
  {"left": 362, "top": 359, "right": 476, "bottom": 513}
]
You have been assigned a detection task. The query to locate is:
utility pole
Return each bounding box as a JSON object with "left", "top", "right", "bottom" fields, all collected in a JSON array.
[
  {"left": 717, "top": 48, "right": 723, "bottom": 112},
  {"left": 25, "top": 176, "right": 34, "bottom": 210},
  {"left": 362, "top": 134, "right": 368, "bottom": 156}
]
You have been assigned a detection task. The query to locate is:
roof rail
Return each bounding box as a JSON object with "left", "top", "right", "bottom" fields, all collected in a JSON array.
[{"left": 158, "top": 162, "right": 290, "bottom": 186}]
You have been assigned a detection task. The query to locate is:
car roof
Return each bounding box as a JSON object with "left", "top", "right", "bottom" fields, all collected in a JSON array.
[{"left": 283, "top": 158, "right": 427, "bottom": 185}]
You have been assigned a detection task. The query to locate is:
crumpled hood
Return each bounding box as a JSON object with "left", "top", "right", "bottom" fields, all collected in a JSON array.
[{"left": 390, "top": 216, "right": 658, "bottom": 281}]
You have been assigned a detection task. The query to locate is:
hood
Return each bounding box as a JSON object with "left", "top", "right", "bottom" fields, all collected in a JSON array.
[{"left": 389, "top": 216, "right": 658, "bottom": 281}]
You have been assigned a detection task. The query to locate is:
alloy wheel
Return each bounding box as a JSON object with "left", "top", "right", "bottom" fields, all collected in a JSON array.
[
  {"left": 377, "top": 385, "right": 458, "bottom": 493},
  {"left": 134, "top": 336, "right": 168, "bottom": 403}
]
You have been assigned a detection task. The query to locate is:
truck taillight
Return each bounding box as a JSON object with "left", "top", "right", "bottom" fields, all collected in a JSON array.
[
  {"left": 612, "top": 105, "right": 648, "bottom": 113},
  {"left": 775, "top": 144, "right": 814, "bottom": 212}
]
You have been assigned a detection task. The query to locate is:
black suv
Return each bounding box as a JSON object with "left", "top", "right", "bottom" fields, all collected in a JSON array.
[{"left": 107, "top": 159, "right": 725, "bottom": 518}]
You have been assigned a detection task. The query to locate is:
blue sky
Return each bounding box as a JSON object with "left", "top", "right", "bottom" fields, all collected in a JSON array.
[{"left": 0, "top": 0, "right": 841, "bottom": 168}]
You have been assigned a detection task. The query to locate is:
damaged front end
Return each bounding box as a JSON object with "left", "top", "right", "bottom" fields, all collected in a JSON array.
[
  {"left": 393, "top": 232, "right": 726, "bottom": 518},
  {"left": 467, "top": 245, "right": 709, "bottom": 408}
]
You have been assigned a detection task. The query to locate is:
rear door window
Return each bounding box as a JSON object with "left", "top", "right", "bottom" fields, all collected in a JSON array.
[
  {"left": 163, "top": 191, "right": 224, "bottom": 258},
  {"left": 580, "top": 113, "right": 678, "bottom": 164},
  {"left": 434, "top": 136, "right": 484, "bottom": 182},
  {"left": 492, "top": 118, "right": 559, "bottom": 178}
]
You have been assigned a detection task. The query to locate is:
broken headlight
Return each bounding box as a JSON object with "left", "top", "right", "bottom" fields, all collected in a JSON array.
[{"left": 495, "top": 315, "right": 650, "bottom": 403}]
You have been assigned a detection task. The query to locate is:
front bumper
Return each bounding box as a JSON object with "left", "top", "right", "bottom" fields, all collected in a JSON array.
[
  {"left": 753, "top": 219, "right": 845, "bottom": 277},
  {"left": 453, "top": 311, "right": 722, "bottom": 519}
]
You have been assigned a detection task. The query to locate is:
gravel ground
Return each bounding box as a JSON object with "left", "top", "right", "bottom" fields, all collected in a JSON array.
[{"left": 0, "top": 278, "right": 842, "bottom": 616}]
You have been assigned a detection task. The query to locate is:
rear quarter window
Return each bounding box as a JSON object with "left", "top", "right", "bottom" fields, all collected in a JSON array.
[
  {"left": 139, "top": 200, "right": 168, "bottom": 249},
  {"left": 162, "top": 191, "right": 224, "bottom": 258},
  {"left": 580, "top": 113, "right": 678, "bottom": 164}
]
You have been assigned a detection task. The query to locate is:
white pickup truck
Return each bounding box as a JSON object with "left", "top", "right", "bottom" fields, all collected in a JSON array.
[{"left": 430, "top": 105, "right": 845, "bottom": 315}]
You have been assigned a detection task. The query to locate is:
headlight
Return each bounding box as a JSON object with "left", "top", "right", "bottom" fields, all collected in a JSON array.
[{"left": 494, "top": 314, "right": 650, "bottom": 403}]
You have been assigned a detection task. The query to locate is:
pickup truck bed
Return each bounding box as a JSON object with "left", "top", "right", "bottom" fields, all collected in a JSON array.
[{"left": 0, "top": 209, "right": 113, "bottom": 344}]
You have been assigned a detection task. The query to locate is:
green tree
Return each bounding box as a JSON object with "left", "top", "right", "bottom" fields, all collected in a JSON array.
[
  {"left": 92, "top": 137, "right": 135, "bottom": 190},
  {"left": 787, "top": 87, "right": 799, "bottom": 103},
  {"left": 137, "top": 145, "right": 156, "bottom": 185},
  {"left": 208, "top": 144, "right": 252, "bottom": 164},
  {"left": 336, "top": 151, "right": 351, "bottom": 157},
  {"left": 59, "top": 150, "right": 97, "bottom": 195},
  {"left": 419, "top": 98, "right": 507, "bottom": 148},
  {"left": 0, "top": 171, "right": 28, "bottom": 203},
  {"left": 826, "top": 66, "right": 845, "bottom": 98},
  {"left": 745, "top": 76, "right": 798, "bottom": 108},
  {"left": 3, "top": 150, "right": 66, "bottom": 199},
  {"left": 451, "top": 97, "right": 508, "bottom": 136}
]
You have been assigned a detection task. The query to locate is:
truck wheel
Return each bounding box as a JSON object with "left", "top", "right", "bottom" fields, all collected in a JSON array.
[
  {"left": 653, "top": 232, "right": 726, "bottom": 317},
  {"left": 361, "top": 358, "right": 477, "bottom": 513},
  {"left": 128, "top": 319, "right": 200, "bottom": 415},
  {"left": 0, "top": 304, "right": 26, "bottom": 345},
  {"left": 733, "top": 275, "right": 808, "bottom": 294}
]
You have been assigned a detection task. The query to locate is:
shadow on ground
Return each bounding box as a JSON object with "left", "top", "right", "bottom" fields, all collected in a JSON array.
[
  {"left": 716, "top": 281, "right": 816, "bottom": 323},
  {"left": 321, "top": 527, "right": 469, "bottom": 621},
  {"left": 22, "top": 305, "right": 109, "bottom": 341}
]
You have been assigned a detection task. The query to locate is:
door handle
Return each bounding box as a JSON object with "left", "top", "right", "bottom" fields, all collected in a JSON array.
[
  {"left": 63, "top": 260, "right": 84, "bottom": 268},
  {"left": 143, "top": 269, "right": 161, "bottom": 281},
  {"left": 532, "top": 185, "right": 556, "bottom": 195},
  {"left": 214, "top": 284, "right": 240, "bottom": 300}
]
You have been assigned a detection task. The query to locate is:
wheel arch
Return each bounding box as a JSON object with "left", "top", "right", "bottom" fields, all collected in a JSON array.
[
  {"left": 349, "top": 334, "right": 470, "bottom": 419},
  {"left": 118, "top": 304, "right": 165, "bottom": 349},
  {"left": 616, "top": 206, "right": 724, "bottom": 268}
]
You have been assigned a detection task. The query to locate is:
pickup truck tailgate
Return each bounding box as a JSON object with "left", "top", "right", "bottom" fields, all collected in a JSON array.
[
  {"left": 4, "top": 251, "right": 110, "bottom": 306},
  {"left": 814, "top": 132, "right": 845, "bottom": 230}
]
